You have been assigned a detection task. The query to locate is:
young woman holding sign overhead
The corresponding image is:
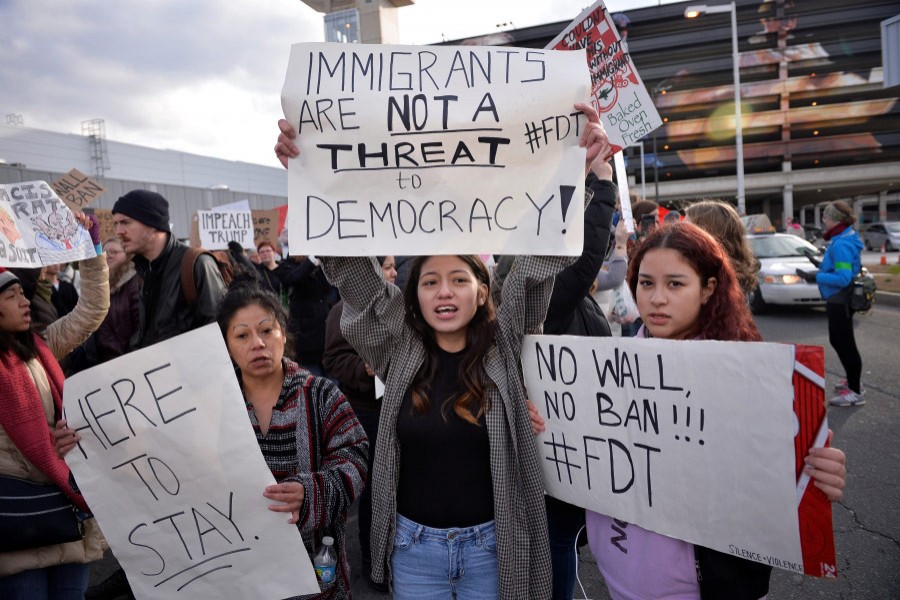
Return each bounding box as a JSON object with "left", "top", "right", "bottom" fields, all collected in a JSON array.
[
  {"left": 531, "top": 221, "right": 847, "bottom": 599},
  {"left": 276, "top": 103, "right": 610, "bottom": 599}
]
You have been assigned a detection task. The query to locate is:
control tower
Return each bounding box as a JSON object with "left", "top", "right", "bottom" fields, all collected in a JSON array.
[{"left": 300, "top": 0, "right": 415, "bottom": 44}]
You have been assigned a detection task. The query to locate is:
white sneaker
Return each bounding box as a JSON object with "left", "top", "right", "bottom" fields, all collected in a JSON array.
[
  {"left": 828, "top": 389, "right": 866, "bottom": 407},
  {"left": 833, "top": 379, "right": 865, "bottom": 395}
]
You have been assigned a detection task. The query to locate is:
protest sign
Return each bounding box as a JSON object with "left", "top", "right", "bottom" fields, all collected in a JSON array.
[
  {"left": 0, "top": 180, "right": 97, "bottom": 267},
  {"left": 50, "top": 168, "right": 107, "bottom": 212},
  {"left": 281, "top": 42, "right": 591, "bottom": 256},
  {"left": 253, "top": 209, "right": 280, "bottom": 247},
  {"left": 548, "top": 1, "right": 663, "bottom": 153},
  {"left": 91, "top": 208, "right": 117, "bottom": 243},
  {"left": 198, "top": 207, "right": 254, "bottom": 250},
  {"left": 63, "top": 325, "right": 319, "bottom": 600},
  {"left": 522, "top": 335, "right": 837, "bottom": 578}
]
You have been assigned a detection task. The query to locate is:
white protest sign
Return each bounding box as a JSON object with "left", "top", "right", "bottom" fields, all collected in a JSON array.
[
  {"left": 548, "top": 1, "right": 663, "bottom": 153},
  {"left": 0, "top": 181, "right": 96, "bottom": 267},
  {"left": 63, "top": 325, "right": 319, "bottom": 600},
  {"left": 281, "top": 42, "right": 591, "bottom": 256},
  {"left": 198, "top": 208, "right": 254, "bottom": 250},
  {"left": 522, "top": 335, "right": 831, "bottom": 575}
]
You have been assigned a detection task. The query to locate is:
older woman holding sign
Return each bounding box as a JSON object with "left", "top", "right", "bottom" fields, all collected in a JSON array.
[
  {"left": 276, "top": 103, "right": 610, "bottom": 599},
  {"left": 1, "top": 213, "right": 108, "bottom": 599},
  {"left": 215, "top": 276, "right": 368, "bottom": 599}
]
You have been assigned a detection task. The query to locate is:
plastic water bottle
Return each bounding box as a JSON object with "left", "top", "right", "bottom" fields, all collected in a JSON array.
[{"left": 313, "top": 536, "right": 337, "bottom": 584}]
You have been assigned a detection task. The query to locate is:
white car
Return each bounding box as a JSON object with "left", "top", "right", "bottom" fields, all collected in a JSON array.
[{"left": 746, "top": 233, "right": 824, "bottom": 313}]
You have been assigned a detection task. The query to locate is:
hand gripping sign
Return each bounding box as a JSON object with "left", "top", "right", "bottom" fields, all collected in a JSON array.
[
  {"left": 281, "top": 42, "right": 592, "bottom": 256},
  {"left": 522, "top": 335, "right": 837, "bottom": 578},
  {"left": 63, "top": 325, "right": 319, "bottom": 600}
]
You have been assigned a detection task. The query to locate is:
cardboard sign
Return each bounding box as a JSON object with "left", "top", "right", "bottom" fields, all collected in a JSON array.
[
  {"left": 91, "top": 208, "right": 117, "bottom": 244},
  {"left": 50, "top": 168, "right": 107, "bottom": 212},
  {"left": 63, "top": 325, "right": 319, "bottom": 600},
  {"left": 0, "top": 181, "right": 97, "bottom": 267},
  {"left": 521, "top": 336, "right": 836, "bottom": 578},
  {"left": 281, "top": 42, "right": 591, "bottom": 256},
  {"left": 548, "top": 1, "right": 663, "bottom": 153},
  {"left": 253, "top": 210, "right": 280, "bottom": 247}
]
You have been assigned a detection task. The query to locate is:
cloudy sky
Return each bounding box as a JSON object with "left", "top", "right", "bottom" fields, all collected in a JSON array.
[{"left": 1, "top": 0, "right": 676, "bottom": 168}]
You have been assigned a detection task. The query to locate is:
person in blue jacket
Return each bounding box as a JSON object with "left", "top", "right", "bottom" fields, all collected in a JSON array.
[{"left": 797, "top": 200, "right": 865, "bottom": 406}]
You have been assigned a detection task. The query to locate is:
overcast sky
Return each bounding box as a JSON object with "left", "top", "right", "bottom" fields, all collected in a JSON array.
[{"left": 1, "top": 0, "right": 677, "bottom": 168}]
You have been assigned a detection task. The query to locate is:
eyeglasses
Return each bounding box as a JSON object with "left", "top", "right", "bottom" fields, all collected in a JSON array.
[{"left": 106, "top": 249, "right": 122, "bottom": 256}]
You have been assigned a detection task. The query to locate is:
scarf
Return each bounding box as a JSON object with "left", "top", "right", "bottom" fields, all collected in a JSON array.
[
  {"left": 0, "top": 335, "right": 88, "bottom": 511},
  {"left": 823, "top": 222, "right": 849, "bottom": 241}
]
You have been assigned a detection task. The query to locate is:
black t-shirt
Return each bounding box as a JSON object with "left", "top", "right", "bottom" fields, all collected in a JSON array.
[{"left": 396, "top": 346, "right": 494, "bottom": 528}]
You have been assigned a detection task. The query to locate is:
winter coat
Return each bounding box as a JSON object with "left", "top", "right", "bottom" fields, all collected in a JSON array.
[
  {"left": 816, "top": 227, "right": 863, "bottom": 301},
  {"left": 0, "top": 253, "right": 109, "bottom": 577}
]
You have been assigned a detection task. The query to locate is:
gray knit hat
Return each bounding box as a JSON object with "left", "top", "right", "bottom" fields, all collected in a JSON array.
[{"left": 0, "top": 268, "right": 20, "bottom": 295}]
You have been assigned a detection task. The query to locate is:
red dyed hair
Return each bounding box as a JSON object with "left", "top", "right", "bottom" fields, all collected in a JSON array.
[{"left": 627, "top": 222, "right": 761, "bottom": 342}]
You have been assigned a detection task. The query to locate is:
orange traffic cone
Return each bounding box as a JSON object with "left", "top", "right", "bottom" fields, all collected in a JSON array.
[{"left": 880, "top": 243, "right": 887, "bottom": 265}]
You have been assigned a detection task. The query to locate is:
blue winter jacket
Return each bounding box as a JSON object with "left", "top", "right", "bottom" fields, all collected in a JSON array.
[{"left": 817, "top": 227, "right": 863, "bottom": 300}]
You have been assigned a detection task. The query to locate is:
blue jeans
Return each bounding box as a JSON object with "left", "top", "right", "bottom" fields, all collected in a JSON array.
[
  {"left": 391, "top": 513, "right": 499, "bottom": 600},
  {"left": 0, "top": 563, "right": 90, "bottom": 600},
  {"left": 546, "top": 496, "right": 586, "bottom": 600}
]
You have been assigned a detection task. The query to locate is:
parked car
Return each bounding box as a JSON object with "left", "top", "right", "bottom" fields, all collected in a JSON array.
[
  {"left": 860, "top": 221, "right": 900, "bottom": 251},
  {"left": 746, "top": 233, "right": 824, "bottom": 314}
]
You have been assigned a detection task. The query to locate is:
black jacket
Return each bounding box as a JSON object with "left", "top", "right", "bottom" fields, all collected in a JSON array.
[
  {"left": 132, "top": 234, "right": 226, "bottom": 349},
  {"left": 543, "top": 176, "right": 616, "bottom": 337},
  {"left": 276, "top": 258, "right": 339, "bottom": 366}
]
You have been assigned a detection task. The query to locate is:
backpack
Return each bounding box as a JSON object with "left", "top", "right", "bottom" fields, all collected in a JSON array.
[
  {"left": 849, "top": 270, "right": 877, "bottom": 313},
  {"left": 180, "top": 247, "right": 234, "bottom": 305}
]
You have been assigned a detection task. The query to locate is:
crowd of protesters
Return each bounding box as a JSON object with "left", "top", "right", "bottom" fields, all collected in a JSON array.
[{"left": 0, "top": 108, "right": 854, "bottom": 600}]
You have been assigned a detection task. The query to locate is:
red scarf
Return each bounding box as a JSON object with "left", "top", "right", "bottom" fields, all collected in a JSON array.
[
  {"left": 0, "top": 335, "right": 88, "bottom": 511},
  {"left": 823, "top": 222, "right": 849, "bottom": 241}
]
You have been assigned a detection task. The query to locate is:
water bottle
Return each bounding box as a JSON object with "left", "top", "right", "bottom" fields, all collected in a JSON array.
[{"left": 313, "top": 536, "right": 337, "bottom": 584}]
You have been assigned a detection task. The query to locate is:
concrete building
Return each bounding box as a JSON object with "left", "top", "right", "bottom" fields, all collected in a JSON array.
[
  {"left": 300, "top": 0, "right": 415, "bottom": 45},
  {"left": 0, "top": 121, "right": 287, "bottom": 239},
  {"left": 446, "top": 0, "right": 900, "bottom": 229}
]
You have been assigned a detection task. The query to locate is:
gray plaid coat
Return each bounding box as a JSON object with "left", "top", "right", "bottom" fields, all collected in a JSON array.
[{"left": 320, "top": 254, "right": 573, "bottom": 599}]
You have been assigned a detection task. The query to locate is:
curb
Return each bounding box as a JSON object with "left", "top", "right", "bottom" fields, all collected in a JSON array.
[{"left": 875, "top": 290, "right": 900, "bottom": 309}]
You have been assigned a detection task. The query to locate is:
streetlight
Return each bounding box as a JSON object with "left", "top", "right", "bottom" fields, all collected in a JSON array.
[{"left": 685, "top": 3, "right": 745, "bottom": 215}]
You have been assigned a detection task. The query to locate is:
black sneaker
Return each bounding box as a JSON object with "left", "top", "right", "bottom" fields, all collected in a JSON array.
[{"left": 85, "top": 567, "right": 134, "bottom": 600}]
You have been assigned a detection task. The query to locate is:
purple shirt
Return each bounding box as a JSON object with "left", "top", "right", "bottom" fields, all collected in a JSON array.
[{"left": 586, "top": 511, "right": 700, "bottom": 600}]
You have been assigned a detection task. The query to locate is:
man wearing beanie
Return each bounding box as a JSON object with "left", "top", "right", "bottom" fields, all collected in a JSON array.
[
  {"left": 87, "top": 190, "right": 227, "bottom": 600},
  {"left": 111, "top": 189, "right": 225, "bottom": 350}
]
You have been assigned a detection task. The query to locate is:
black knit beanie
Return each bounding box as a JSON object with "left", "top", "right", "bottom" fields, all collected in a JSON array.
[{"left": 112, "top": 190, "right": 170, "bottom": 232}]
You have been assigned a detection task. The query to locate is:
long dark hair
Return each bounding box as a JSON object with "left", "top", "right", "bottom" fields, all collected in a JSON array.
[
  {"left": 403, "top": 255, "right": 497, "bottom": 425},
  {"left": 216, "top": 274, "right": 295, "bottom": 360},
  {"left": 627, "top": 222, "right": 761, "bottom": 342},
  {"left": 0, "top": 283, "right": 38, "bottom": 362}
]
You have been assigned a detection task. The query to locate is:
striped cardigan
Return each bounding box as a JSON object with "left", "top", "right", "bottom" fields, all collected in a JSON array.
[
  {"left": 320, "top": 254, "right": 573, "bottom": 599},
  {"left": 245, "top": 360, "right": 368, "bottom": 599}
]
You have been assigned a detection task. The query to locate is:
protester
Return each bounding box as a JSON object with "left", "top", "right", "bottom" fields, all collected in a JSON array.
[
  {"left": 0, "top": 213, "right": 109, "bottom": 598},
  {"left": 786, "top": 216, "right": 805, "bottom": 237},
  {"left": 541, "top": 154, "right": 616, "bottom": 599},
  {"left": 796, "top": 200, "right": 865, "bottom": 406},
  {"left": 323, "top": 255, "right": 397, "bottom": 592},
  {"left": 112, "top": 189, "right": 226, "bottom": 350},
  {"left": 255, "top": 240, "right": 283, "bottom": 296},
  {"left": 42, "top": 264, "right": 79, "bottom": 318},
  {"left": 70, "top": 237, "right": 140, "bottom": 371},
  {"left": 276, "top": 255, "right": 339, "bottom": 377},
  {"left": 684, "top": 199, "right": 760, "bottom": 295},
  {"left": 596, "top": 218, "right": 629, "bottom": 293},
  {"left": 275, "top": 101, "right": 609, "bottom": 599},
  {"left": 89, "top": 190, "right": 227, "bottom": 598},
  {"left": 217, "top": 277, "right": 368, "bottom": 599},
  {"left": 534, "top": 222, "right": 846, "bottom": 598}
]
